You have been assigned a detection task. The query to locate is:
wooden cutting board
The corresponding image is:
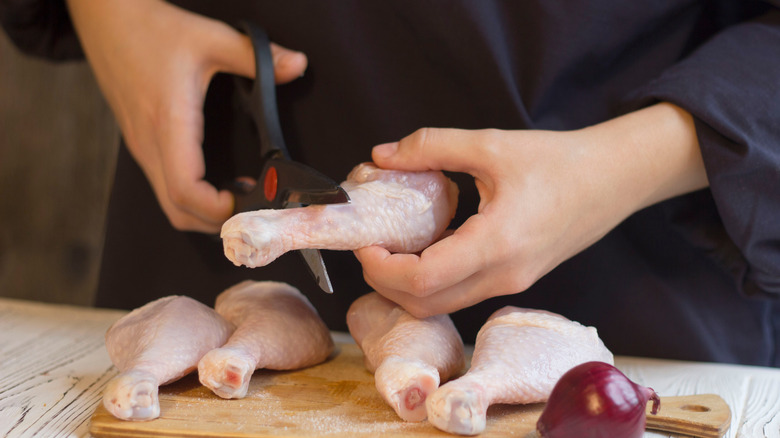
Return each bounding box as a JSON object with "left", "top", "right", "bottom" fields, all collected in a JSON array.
[{"left": 89, "top": 343, "right": 730, "bottom": 437}]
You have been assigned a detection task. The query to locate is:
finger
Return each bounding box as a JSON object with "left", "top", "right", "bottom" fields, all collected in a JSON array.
[
  {"left": 119, "top": 117, "right": 224, "bottom": 232},
  {"left": 355, "top": 219, "right": 493, "bottom": 298},
  {"left": 371, "top": 128, "right": 495, "bottom": 174},
  {"left": 139, "top": 146, "right": 225, "bottom": 233},
  {"left": 158, "top": 96, "right": 234, "bottom": 227},
  {"left": 365, "top": 250, "right": 529, "bottom": 319},
  {"left": 205, "top": 22, "right": 308, "bottom": 84},
  {"left": 270, "top": 43, "right": 308, "bottom": 84},
  {"left": 365, "top": 266, "right": 494, "bottom": 319}
]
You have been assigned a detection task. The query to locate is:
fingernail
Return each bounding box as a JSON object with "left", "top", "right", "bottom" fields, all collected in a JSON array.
[
  {"left": 373, "top": 142, "right": 398, "bottom": 159},
  {"left": 274, "top": 50, "right": 302, "bottom": 66}
]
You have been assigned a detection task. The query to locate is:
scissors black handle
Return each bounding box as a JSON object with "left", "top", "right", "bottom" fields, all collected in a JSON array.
[
  {"left": 236, "top": 22, "right": 289, "bottom": 161},
  {"left": 225, "top": 22, "right": 345, "bottom": 294},
  {"left": 227, "top": 22, "right": 348, "bottom": 214}
]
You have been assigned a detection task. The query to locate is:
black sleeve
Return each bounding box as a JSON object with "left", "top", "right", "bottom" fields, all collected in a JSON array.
[
  {"left": 0, "top": 0, "right": 83, "bottom": 60},
  {"left": 633, "top": 1, "right": 780, "bottom": 298}
]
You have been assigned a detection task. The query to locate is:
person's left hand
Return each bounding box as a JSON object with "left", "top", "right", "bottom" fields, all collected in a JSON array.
[{"left": 354, "top": 103, "right": 707, "bottom": 318}]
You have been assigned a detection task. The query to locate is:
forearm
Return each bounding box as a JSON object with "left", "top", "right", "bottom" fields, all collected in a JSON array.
[
  {"left": 632, "top": 8, "right": 780, "bottom": 296},
  {"left": 578, "top": 102, "right": 709, "bottom": 218}
]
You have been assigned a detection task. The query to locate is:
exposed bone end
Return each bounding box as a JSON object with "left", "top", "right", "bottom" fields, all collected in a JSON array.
[
  {"left": 103, "top": 369, "right": 161, "bottom": 421},
  {"left": 221, "top": 221, "right": 282, "bottom": 268},
  {"left": 426, "top": 382, "right": 488, "bottom": 435},
  {"left": 198, "top": 347, "right": 256, "bottom": 399},
  {"left": 374, "top": 356, "right": 440, "bottom": 422}
]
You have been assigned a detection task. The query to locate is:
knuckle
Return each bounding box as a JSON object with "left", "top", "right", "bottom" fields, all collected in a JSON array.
[
  {"left": 512, "top": 277, "right": 533, "bottom": 294},
  {"left": 403, "top": 302, "right": 433, "bottom": 319},
  {"left": 506, "top": 270, "right": 535, "bottom": 294},
  {"left": 475, "top": 128, "right": 504, "bottom": 159},
  {"left": 167, "top": 213, "right": 192, "bottom": 231},
  {"left": 166, "top": 184, "right": 189, "bottom": 208},
  {"left": 161, "top": 195, "right": 199, "bottom": 232},
  {"left": 489, "top": 252, "right": 536, "bottom": 294},
  {"left": 409, "top": 127, "right": 436, "bottom": 152},
  {"left": 407, "top": 272, "right": 431, "bottom": 297},
  {"left": 360, "top": 270, "right": 377, "bottom": 289},
  {"left": 407, "top": 269, "right": 444, "bottom": 298}
]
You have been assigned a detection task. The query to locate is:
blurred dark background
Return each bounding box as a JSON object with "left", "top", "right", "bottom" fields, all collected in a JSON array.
[{"left": 0, "top": 30, "right": 118, "bottom": 306}]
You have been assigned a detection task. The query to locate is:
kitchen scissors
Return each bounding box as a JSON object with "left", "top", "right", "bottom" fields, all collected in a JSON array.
[{"left": 227, "top": 22, "right": 350, "bottom": 293}]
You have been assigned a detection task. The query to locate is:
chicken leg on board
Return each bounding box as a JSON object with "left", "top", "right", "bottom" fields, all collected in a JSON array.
[
  {"left": 426, "top": 307, "right": 614, "bottom": 435},
  {"left": 103, "top": 296, "right": 234, "bottom": 421},
  {"left": 198, "top": 281, "right": 334, "bottom": 399},
  {"left": 347, "top": 292, "right": 465, "bottom": 422},
  {"left": 221, "top": 162, "right": 458, "bottom": 268}
]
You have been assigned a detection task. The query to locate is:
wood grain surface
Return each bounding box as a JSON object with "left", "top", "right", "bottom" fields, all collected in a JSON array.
[
  {"left": 3, "top": 298, "right": 780, "bottom": 438},
  {"left": 645, "top": 394, "right": 730, "bottom": 438},
  {"left": 0, "top": 299, "right": 125, "bottom": 437},
  {"left": 89, "top": 343, "right": 731, "bottom": 438},
  {"left": 90, "top": 342, "right": 546, "bottom": 438}
]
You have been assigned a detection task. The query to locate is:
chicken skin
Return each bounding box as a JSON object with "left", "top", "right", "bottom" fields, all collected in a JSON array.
[
  {"left": 426, "top": 307, "right": 614, "bottom": 435},
  {"left": 103, "top": 296, "right": 234, "bottom": 421},
  {"left": 198, "top": 281, "right": 334, "bottom": 399},
  {"left": 347, "top": 292, "right": 465, "bottom": 422},
  {"left": 221, "top": 162, "right": 458, "bottom": 268}
]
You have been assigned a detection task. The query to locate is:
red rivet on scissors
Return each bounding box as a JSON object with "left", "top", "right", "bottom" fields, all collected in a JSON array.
[{"left": 264, "top": 166, "right": 278, "bottom": 201}]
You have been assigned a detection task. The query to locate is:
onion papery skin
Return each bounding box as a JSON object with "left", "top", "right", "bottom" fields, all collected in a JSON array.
[{"left": 536, "top": 361, "right": 660, "bottom": 438}]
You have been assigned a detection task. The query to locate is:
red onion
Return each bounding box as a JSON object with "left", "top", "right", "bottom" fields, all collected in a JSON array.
[{"left": 536, "top": 361, "right": 660, "bottom": 438}]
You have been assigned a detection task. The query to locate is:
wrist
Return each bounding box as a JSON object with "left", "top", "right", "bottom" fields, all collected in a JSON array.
[{"left": 579, "top": 102, "right": 708, "bottom": 216}]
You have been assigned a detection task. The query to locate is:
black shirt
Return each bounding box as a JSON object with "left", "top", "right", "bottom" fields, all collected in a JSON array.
[{"left": 3, "top": 0, "right": 779, "bottom": 366}]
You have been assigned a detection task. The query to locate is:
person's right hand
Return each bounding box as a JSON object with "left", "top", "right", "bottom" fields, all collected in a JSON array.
[{"left": 66, "top": 0, "right": 308, "bottom": 233}]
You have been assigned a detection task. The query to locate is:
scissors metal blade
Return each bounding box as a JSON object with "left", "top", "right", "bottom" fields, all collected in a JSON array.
[
  {"left": 300, "top": 249, "right": 334, "bottom": 293},
  {"left": 286, "top": 188, "right": 350, "bottom": 207}
]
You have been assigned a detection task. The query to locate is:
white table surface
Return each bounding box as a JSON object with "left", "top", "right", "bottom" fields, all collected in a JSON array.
[{"left": 1, "top": 297, "right": 779, "bottom": 438}]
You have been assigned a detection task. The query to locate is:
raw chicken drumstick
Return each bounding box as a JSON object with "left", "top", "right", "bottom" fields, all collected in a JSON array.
[
  {"left": 222, "top": 162, "right": 458, "bottom": 268},
  {"left": 198, "top": 281, "right": 334, "bottom": 399},
  {"left": 347, "top": 292, "right": 465, "bottom": 422},
  {"left": 426, "top": 307, "right": 613, "bottom": 435},
  {"left": 102, "top": 296, "right": 234, "bottom": 421}
]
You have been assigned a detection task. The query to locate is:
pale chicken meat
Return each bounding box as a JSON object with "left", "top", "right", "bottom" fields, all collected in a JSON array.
[
  {"left": 198, "top": 281, "right": 334, "bottom": 399},
  {"left": 103, "top": 295, "right": 234, "bottom": 421},
  {"left": 426, "top": 306, "right": 613, "bottom": 435},
  {"left": 347, "top": 292, "right": 465, "bottom": 422},
  {"left": 221, "top": 162, "right": 458, "bottom": 268}
]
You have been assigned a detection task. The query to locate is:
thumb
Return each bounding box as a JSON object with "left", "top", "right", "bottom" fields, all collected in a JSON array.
[
  {"left": 269, "top": 43, "right": 308, "bottom": 84},
  {"left": 371, "top": 127, "right": 482, "bottom": 173},
  {"left": 205, "top": 23, "right": 307, "bottom": 84}
]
